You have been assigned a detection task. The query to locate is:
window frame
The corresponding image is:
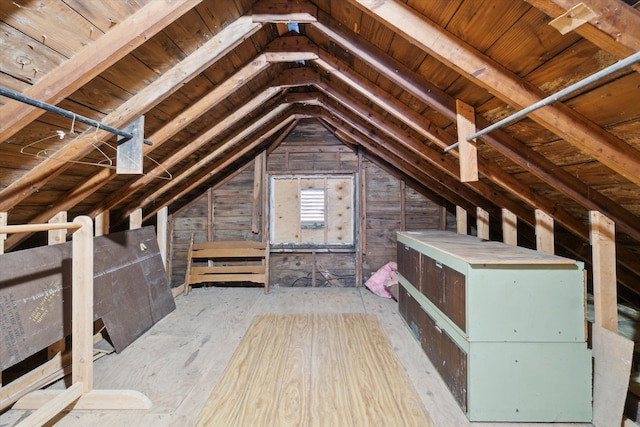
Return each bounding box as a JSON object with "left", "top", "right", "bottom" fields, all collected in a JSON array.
[{"left": 269, "top": 174, "right": 355, "bottom": 250}]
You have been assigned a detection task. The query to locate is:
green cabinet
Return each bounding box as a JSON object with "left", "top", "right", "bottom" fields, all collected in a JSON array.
[{"left": 397, "top": 231, "right": 592, "bottom": 422}]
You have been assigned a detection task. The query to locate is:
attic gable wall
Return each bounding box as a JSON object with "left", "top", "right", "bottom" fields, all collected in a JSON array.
[{"left": 170, "top": 120, "right": 445, "bottom": 287}]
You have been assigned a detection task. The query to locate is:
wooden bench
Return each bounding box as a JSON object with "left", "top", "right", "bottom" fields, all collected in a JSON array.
[{"left": 184, "top": 236, "right": 269, "bottom": 294}]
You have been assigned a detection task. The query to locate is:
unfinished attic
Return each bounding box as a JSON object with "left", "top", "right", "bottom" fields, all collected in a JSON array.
[{"left": 1, "top": 0, "right": 640, "bottom": 425}]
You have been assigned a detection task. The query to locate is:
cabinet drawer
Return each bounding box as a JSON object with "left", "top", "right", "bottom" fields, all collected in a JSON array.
[
  {"left": 398, "top": 243, "right": 421, "bottom": 289},
  {"left": 421, "top": 302, "right": 468, "bottom": 412},
  {"left": 422, "top": 255, "right": 466, "bottom": 332},
  {"left": 400, "top": 283, "right": 468, "bottom": 411}
]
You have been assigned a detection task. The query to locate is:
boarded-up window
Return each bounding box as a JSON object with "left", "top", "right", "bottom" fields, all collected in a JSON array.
[{"left": 271, "top": 175, "right": 354, "bottom": 245}]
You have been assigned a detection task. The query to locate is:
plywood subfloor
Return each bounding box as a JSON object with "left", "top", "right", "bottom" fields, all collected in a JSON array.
[
  {"left": 196, "top": 313, "right": 432, "bottom": 427},
  {"left": 0, "top": 287, "right": 593, "bottom": 427}
]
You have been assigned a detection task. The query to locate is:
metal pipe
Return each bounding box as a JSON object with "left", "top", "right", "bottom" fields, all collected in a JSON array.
[
  {"left": 0, "top": 86, "right": 152, "bottom": 146},
  {"left": 444, "top": 50, "right": 640, "bottom": 153}
]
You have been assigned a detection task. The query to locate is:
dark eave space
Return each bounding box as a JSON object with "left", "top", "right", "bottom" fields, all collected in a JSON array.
[{"left": 0, "top": 0, "right": 639, "bottom": 306}]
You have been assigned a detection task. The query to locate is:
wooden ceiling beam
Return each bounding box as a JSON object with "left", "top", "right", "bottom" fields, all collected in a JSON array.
[
  {"left": 251, "top": 0, "right": 317, "bottom": 23},
  {"left": 0, "top": 14, "right": 261, "bottom": 213},
  {"left": 0, "top": 0, "right": 202, "bottom": 142},
  {"left": 264, "top": 34, "right": 319, "bottom": 62},
  {"left": 311, "top": 16, "right": 640, "bottom": 242},
  {"left": 347, "top": 0, "right": 640, "bottom": 187},
  {"left": 526, "top": 0, "right": 640, "bottom": 72}
]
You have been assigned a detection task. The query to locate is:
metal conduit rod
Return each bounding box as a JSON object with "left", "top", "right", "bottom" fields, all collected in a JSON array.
[
  {"left": 444, "top": 50, "right": 640, "bottom": 153},
  {"left": 0, "top": 86, "right": 152, "bottom": 146}
]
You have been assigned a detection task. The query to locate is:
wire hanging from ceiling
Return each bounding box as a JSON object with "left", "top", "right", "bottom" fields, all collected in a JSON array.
[{"left": 19, "top": 123, "right": 172, "bottom": 180}]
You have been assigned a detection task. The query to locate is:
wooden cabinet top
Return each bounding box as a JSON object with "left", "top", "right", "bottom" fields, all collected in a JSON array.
[{"left": 398, "top": 231, "right": 577, "bottom": 266}]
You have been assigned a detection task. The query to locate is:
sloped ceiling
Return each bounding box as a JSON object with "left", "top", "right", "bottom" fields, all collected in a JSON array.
[{"left": 1, "top": 0, "right": 639, "bottom": 303}]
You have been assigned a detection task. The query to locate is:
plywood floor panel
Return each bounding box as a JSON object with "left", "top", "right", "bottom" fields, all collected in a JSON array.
[{"left": 196, "top": 313, "right": 432, "bottom": 427}]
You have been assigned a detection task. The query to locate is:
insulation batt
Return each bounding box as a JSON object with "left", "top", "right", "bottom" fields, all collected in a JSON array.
[{"left": 365, "top": 261, "right": 398, "bottom": 298}]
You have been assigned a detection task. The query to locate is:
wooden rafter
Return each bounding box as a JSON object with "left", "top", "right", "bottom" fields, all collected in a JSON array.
[
  {"left": 0, "top": 13, "right": 260, "bottom": 213},
  {"left": 347, "top": 0, "right": 640, "bottom": 187},
  {"left": 310, "top": 50, "right": 592, "bottom": 237},
  {"left": 325, "top": 116, "right": 475, "bottom": 212},
  {"left": 311, "top": 9, "right": 640, "bottom": 242},
  {"left": 0, "top": 0, "right": 202, "bottom": 142},
  {"left": 118, "top": 102, "right": 294, "bottom": 219},
  {"left": 139, "top": 111, "right": 308, "bottom": 221},
  {"left": 2, "top": 24, "right": 266, "bottom": 249},
  {"left": 88, "top": 86, "right": 284, "bottom": 218},
  {"left": 324, "top": 112, "right": 489, "bottom": 215}
]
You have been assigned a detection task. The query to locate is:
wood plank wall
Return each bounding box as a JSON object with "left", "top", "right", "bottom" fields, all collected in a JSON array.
[{"left": 169, "top": 119, "right": 446, "bottom": 288}]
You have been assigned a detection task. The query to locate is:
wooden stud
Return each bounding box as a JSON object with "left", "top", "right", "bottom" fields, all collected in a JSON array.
[
  {"left": 502, "top": 208, "right": 518, "bottom": 246},
  {"left": 157, "top": 207, "right": 168, "bottom": 269},
  {"left": 252, "top": 153, "right": 264, "bottom": 234},
  {"left": 72, "top": 216, "right": 94, "bottom": 392},
  {"left": 456, "top": 206, "right": 467, "bottom": 235},
  {"left": 48, "top": 211, "right": 67, "bottom": 245},
  {"left": 355, "top": 156, "right": 363, "bottom": 287},
  {"left": 261, "top": 150, "right": 268, "bottom": 240},
  {"left": 129, "top": 208, "right": 143, "bottom": 230},
  {"left": 400, "top": 180, "right": 406, "bottom": 231},
  {"left": 207, "top": 188, "right": 213, "bottom": 241},
  {"left": 476, "top": 207, "right": 489, "bottom": 240},
  {"left": 184, "top": 233, "right": 195, "bottom": 296},
  {"left": 456, "top": 100, "right": 478, "bottom": 182},
  {"left": 535, "top": 209, "right": 555, "bottom": 254},
  {"left": 502, "top": 208, "right": 517, "bottom": 246},
  {"left": 94, "top": 211, "right": 109, "bottom": 236},
  {"left": 0, "top": 212, "right": 6, "bottom": 254},
  {"left": 360, "top": 157, "right": 367, "bottom": 255},
  {"left": 590, "top": 211, "right": 618, "bottom": 332},
  {"left": 439, "top": 205, "right": 447, "bottom": 231}
]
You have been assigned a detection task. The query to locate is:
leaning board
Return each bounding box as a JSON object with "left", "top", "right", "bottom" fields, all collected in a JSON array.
[
  {"left": 196, "top": 313, "right": 433, "bottom": 427},
  {"left": 0, "top": 226, "right": 175, "bottom": 370}
]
